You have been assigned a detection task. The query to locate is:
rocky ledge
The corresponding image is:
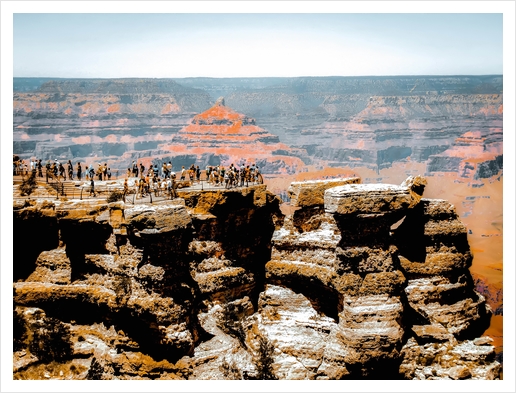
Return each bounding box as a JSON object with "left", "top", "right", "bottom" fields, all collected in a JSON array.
[{"left": 12, "top": 178, "right": 500, "bottom": 380}]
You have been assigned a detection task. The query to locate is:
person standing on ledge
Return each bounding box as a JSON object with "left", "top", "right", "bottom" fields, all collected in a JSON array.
[
  {"left": 67, "top": 160, "right": 74, "bottom": 180},
  {"left": 132, "top": 161, "right": 138, "bottom": 177},
  {"left": 89, "top": 177, "right": 96, "bottom": 197},
  {"left": 123, "top": 178, "right": 129, "bottom": 202},
  {"left": 76, "top": 162, "right": 82, "bottom": 181},
  {"left": 167, "top": 161, "right": 173, "bottom": 177},
  {"left": 37, "top": 159, "right": 43, "bottom": 178}
]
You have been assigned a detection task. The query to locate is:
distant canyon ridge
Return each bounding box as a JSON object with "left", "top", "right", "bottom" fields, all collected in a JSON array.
[{"left": 13, "top": 75, "right": 502, "bottom": 180}]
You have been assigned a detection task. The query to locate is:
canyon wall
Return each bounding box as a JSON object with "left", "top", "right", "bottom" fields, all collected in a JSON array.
[
  {"left": 13, "top": 76, "right": 503, "bottom": 179},
  {"left": 12, "top": 178, "right": 500, "bottom": 380}
]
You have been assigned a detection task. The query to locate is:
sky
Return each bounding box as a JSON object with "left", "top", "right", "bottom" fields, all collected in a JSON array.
[{"left": 10, "top": 10, "right": 504, "bottom": 78}]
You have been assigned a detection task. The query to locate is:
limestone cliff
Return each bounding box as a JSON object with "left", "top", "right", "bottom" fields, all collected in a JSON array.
[{"left": 12, "top": 178, "right": 500, "bottom": 380}]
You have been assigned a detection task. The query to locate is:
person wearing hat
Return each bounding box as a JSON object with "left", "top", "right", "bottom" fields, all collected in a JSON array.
[{"left": 97, "top": 163, "right": 103, "bottom": 181}]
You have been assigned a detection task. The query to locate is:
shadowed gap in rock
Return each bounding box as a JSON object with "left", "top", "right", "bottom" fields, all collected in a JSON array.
[{"left": 267, "top": 280, "right": 342, "bottom": 322}]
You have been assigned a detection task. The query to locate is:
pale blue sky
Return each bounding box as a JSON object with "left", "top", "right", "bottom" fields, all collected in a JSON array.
[{"left": 13, "top": 13, "right": 503, "bottom": 78}]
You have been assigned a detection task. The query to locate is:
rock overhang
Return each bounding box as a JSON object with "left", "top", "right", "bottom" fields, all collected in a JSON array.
[
  {"left": 288, "top": 177, "right": 361, "bottom": 208},
  {"left": 124, "top": 203, "right": 192, "bottom": 235},
  {"left": 324, "top": 182, "right": 419, "bottom": 216}
]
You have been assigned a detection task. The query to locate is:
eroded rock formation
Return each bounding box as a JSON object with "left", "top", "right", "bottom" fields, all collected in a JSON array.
[
  {"left": 163, "top": 98, "right": 307, "bottom": 174},
  {"left": 13, "top": 79, "right": 213, "bottom": 172},
  {"left": 12, "top": 177, "right": 500, "bottom": 380},
  {"left": 13, "top": 76, "right": 503, "bottom": 179}
]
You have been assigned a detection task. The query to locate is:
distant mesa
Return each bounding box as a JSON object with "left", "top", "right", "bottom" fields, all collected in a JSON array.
[
  {"left": 163, "top": 98, "right": 307, "bottom": 173},
  {"left": 427, "top": 128, "right": 503, "bottom": 179}
]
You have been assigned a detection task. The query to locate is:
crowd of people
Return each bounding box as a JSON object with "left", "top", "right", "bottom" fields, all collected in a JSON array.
[
  {"left": 14, "top": 157, "right": 263, "bottom": 200},
  {"left": 204, "top": 163, "right": 262, "bottom": 188},
  {"left": 13, "top": 158, "right": 113, "bottom": 182},
  {"left": 126, "top": 160, "right": 262, "bottom": 199}
]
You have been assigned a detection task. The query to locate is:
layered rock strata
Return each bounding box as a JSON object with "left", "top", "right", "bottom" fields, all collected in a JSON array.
[
  {"left": 292, "top": 94, "right": 502, "bottom": 178},
  {"left": 12, "top": 178, "right": 500, "bottom": 380},
  {"left": 162, "top": 97, "right": 307, "bottom": 174},
  {"left": 13, "top": 79, "right": 213, "bottom": 171},
  {"left": 259, "top": 175, "right": 499, "bottom": 379},
  {"left": 13, "top": 185, "right": 283, "bottom": 378},
  {"left": 14, "top": 76, "right": 503, "bottom": 178},
  {"left": 427, "top": 128, "right": 503, "bottom": 179}
]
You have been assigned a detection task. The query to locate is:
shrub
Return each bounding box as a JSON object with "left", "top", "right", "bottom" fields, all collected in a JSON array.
[
  {"left": 113, "top": 275, "right": 132, "bottom": 305},
  {"left": 107, "top": 190, "right": 124, "bottom": 203},
  {"left": 219, "top": 358, "right": 242, "bottom": 380},
  {"left": 217, "top": 303, "right": 247, "bottom": 346}
]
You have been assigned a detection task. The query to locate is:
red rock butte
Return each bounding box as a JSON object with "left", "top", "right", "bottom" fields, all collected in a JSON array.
[{"left": 165, "top": 97, "right": 305, "bottom": 172}]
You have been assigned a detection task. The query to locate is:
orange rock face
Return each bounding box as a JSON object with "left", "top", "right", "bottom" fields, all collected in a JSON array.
[{"left": 164, "top": 98, "right": 306, "bottom": 173}]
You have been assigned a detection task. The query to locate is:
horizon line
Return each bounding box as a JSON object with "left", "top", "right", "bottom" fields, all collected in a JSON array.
[{"left": 13, "top": 74, "right": 504, "bottom": 80}]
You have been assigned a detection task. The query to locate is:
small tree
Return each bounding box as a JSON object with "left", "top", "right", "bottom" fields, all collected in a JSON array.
[
  {"left": 254, "top": 336, "right": 276, "bottom": 380},
  {"left": 86, "top": 356, "right": 114, "bottom": 380}
]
